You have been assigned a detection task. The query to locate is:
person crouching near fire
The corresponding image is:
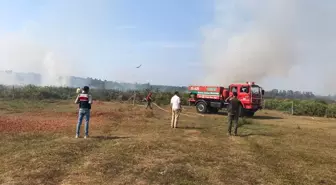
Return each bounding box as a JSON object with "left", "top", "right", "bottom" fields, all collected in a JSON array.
[{"left": 74, "top": 86, "right": 92, "bottom": 139}]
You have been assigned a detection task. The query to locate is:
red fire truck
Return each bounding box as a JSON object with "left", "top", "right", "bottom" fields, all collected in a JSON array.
[{"left": 188, "top": 82, "right": 264, "bottom": 117}]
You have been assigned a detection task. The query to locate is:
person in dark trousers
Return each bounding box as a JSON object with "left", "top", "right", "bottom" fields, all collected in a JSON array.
[
  {"left": 145, "top": 92, "right": 153, "bottom": 109},
  {"left": 74, "top": 86, "right": 92, "bottom": 139},
  {"left": 226, "top": 92, "right": 241, "bottom": 136}
]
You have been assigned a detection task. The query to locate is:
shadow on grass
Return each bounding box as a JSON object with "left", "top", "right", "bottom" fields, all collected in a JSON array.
[
  {"left": 213, "top": 112, "right": 283, "bottom": 120},
  {"left": 252, "top": 115, "right": 283, "bottom": 120},
  {"left": 216, "top": 112, "right": 228, "bottom": 116},
  {"left": 179, "top": 126, "right": 204, "bottom": 130},
  {"left": 237, "top": 118, "right": 254, "bottom": 128},
  {"left": 90, "top": 136, "right": 130, "bottom": 140},
  {"left": 239, "top": 132, "right": 283, "bottom": 137}
]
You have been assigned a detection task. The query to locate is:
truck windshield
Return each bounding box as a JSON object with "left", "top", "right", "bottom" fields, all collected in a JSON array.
[{"left": 251, "top": 85, "right": 261, "bottom": 95}]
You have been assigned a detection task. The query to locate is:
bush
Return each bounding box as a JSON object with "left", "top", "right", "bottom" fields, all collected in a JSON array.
[
  {"left": 325, "top": 104, "right": 336, "bottom": 118},
  {"left": 265, "top": 99, "right": 336, "bottom": 118}
]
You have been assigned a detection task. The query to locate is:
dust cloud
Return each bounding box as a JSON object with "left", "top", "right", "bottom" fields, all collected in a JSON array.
[{"left": 201, "top": 0, "right": 336, "bottom": 94}]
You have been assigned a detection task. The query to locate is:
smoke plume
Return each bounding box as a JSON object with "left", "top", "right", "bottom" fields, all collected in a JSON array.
[
  {"left": 0, "top": 0, "right": 107, "bottom": 87},
  {"left": 0, "top": 31, "right": 73, "bottom": 86},
  {"left": 201, "top": 0, "right": 336, "bottom": 94}
]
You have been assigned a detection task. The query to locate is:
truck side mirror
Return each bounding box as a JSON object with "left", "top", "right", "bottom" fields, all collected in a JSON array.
[{"left": 262, "top": 90, "right": 265, "bottom": 95}]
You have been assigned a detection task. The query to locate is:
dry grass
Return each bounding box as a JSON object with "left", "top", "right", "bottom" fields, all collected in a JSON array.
[{"left": 0, "top": 100, "right": 335, "bottom": 185}]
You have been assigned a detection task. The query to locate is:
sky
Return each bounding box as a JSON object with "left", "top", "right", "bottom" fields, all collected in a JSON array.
[
  {"left": 0, "top": 0, "right": 212, "bottom": 86},
  {"left": 0, "top": 0, "right": 335, "bottom": 95}
]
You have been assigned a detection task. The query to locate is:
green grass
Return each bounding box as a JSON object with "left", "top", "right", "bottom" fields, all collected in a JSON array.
[
  {"left": 0, "top": 101, "right": 335, "bottom": 185},
  {"left": 0, "top": 99, "right": 70, "bottom": 113}
]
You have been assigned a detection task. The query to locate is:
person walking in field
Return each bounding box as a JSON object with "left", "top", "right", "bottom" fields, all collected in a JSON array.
[
  {"left": 226, "top": 92, "right": 241, "bottom": 136},
  {"left": 74, "top": 86, "right": 92, "bottom": 139},
  {"left": 170, "top": 91, "right": 182, "bottom": 128},
  {"left": 145, "top": 92, "right": 153, "bottom": 109}
]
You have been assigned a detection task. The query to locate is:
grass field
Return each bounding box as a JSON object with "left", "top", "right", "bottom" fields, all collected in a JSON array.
[{"left": 0, "top": 100, "right": 335, "bottom": 185}]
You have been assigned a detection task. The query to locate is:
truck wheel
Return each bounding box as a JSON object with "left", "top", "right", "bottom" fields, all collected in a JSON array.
[{"left": 196, "top": 102, "right": 207, "bottom": 113}]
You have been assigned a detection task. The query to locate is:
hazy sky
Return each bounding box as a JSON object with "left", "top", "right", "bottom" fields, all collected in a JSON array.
[{"left": 0, "top": 0, "right": 335, "bottom": 95}]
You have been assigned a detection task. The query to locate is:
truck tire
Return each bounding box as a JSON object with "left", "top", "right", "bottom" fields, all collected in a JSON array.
[{"left": 196, "top": 102, "right": 207, "bottom": 114}]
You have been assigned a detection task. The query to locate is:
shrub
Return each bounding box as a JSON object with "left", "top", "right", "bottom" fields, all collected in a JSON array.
[
  {"left": 1, "top": 85, "right": 335, "bottom": 118},
  {"left": 265, "top": 99, "right": 336, "bottom": 118}
]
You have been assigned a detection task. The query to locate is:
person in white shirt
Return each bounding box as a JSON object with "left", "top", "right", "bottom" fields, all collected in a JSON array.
[{"left": 170, "top": 91, "right": 182, "bottom": 128}]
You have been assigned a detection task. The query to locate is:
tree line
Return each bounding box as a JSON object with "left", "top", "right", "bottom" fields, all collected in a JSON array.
[{"left": 0, "top": 84, "right": 335, "bottom": 118}]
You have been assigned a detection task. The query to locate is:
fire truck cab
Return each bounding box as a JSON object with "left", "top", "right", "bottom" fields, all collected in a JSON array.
[{"left": 188, "top": 82, "right": 264, "bottom": 117}]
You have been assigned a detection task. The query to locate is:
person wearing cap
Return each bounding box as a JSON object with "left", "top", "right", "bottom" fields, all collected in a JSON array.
[
  {"left": 74, "top": 86, "right": 92, "bottom": 138},
  {"left": 170, "top": 91, "right": 182, "bottom": 128},
  {"left": 226, "top": 92, "right": 241, "bottom": 136}
]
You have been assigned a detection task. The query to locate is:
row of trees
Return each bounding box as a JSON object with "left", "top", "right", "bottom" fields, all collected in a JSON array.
[
  {"left": 0, "top": 85, "right": 189, "bottom": 105},
  {"left": 264, "top": 89, "right": 336, "bottom": 102},
  {"left": 0, "top": 85, "right": 335, "bottom": 118},
  {"left": 2, "top": 70, "right": 335, "bottom": 100},
  {"left": 264, "top": 89, "right": 315, "bottom": 99}
]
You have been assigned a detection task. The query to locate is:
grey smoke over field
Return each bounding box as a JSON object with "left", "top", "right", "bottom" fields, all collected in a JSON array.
[
  {"left": 0, "top": 25, "right": 76, "bottom": 86},
  {"left": 0, "top": 0, "right": 107, "bottom": 87},
  {"left": 0, "top": 37, "right": 73, "bottom": 86},
  {"left": 201, "top": 0, "right": 336, "bottom": 94}
]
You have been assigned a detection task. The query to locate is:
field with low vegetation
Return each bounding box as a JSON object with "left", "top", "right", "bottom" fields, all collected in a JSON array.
[
  {"left": 265, "top": 99, "right": 336, "bottom": 118},
  {"left": 0, "top": 99, "right": 335, "bottom": 185},
  {"left": 1, "top": 85, "right": 335, "bottom": 117}
]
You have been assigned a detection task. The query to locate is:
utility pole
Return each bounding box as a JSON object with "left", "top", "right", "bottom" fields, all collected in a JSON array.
[{"left": 132, "top": 91, "right": 136, "bottom": 106}]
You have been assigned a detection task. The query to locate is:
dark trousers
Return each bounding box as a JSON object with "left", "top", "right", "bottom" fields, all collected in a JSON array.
[
  {"left": 76, "top": 108, "right": 90, "bottom": 136},
  {"left": 146, "top": 100, "right": 152, "bottom": 109},
  {"left": 228, "top": 113, "right": 239, "bottom": 135}
]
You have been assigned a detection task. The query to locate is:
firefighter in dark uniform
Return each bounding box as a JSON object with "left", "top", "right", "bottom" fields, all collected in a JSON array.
[{"left": 226, "top": 92, "right": 241, "bottom": 136}]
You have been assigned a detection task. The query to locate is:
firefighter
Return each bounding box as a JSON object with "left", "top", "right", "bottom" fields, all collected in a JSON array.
[
  {"left": 226, "top": 92, "right": 241, "bottom": 136},
  {"left": 145, "top": 92, "right": 153, "bottom": 109},
  {"left": 74, "top": 86, "right": 92, "bottom": 139}
]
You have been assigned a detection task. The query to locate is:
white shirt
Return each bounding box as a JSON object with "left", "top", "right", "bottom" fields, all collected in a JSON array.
[{"left": 170, "top": 95, "right": 181, "bottom": 110}]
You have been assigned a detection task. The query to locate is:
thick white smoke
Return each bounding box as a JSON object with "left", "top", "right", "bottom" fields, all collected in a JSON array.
[
  {"left": 41, "top": 52, "right": 73, "bottom": 86},
  {"left": 201, "top": 0, "right": 336, "bottom": 94},
  {"left": 0, "top": 32, "right": 73, "bottom": 86},
  {"left": 0, "top": 0, "right": 108, "bottom": 87}
]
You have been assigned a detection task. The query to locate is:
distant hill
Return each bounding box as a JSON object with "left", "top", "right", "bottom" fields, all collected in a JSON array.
[{"left": 0, "top": 70, "right": 188, "bottom": 92}]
